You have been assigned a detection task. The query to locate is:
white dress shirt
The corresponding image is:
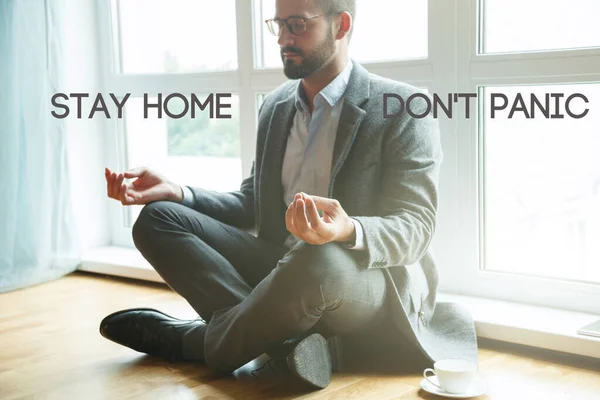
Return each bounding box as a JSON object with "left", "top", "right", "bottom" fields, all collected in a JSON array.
[{"left": 281, "top": 60, "right": 364, "bottom": 250}]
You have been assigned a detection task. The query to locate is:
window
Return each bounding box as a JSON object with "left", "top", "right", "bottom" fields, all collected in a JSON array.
[
  {"left": 437, "top": 0, "right": 600, "bottom": 314},
  {"left": 481, "top": 84, "right": 600, "bottom": 283},
  {"left": 98, "top": 0, "right": 600, "bottom": 313},
  {"left": 100, "top": 0, "right": 251, "bottom": 244},
  {"left": 114, "top": 0, "right": 238, "bottom": 73},
  {"left": 481, "top": 0, "right": 600, "bottom": 54},
  {"left": 349, "top": 0, "right": 427, "bottom": 63},
  {"left": 123, "top": 96, "right": 242, "bottom": 192}
]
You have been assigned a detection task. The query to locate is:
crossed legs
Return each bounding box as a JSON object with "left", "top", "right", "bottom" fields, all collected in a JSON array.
[{"left": 131, "top": 201, "right": 388, "bottom": 374}]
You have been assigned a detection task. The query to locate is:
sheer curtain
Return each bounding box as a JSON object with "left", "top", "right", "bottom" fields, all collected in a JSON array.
[{"left": 0, "top": 0, "right": 80, "bottom": 293}]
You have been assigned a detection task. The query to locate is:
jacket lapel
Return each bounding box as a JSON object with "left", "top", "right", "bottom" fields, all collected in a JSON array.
[
  {"left": 258, "top": 91, "right": 296, "bottom": 243},
  {"left": 261, "top": 97, "right": 296, "bottom": 188},
  {"left": 329, "top": 103, "right": 366, "bottom": 193},
  {"left": 329, "top": 60, "right": 371, "bottom": 194}
]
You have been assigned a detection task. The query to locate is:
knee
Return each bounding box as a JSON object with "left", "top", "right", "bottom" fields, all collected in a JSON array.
[
  {"left": 277, "top": 242, "right": 358, "bottom": 297},
  {"left": 131, "top": 201, "right": 175, "bottom": 250}
]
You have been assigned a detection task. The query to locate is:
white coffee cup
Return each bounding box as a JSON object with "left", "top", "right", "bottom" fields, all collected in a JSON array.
[{"left": 423, "top": 359, "right": 478, "bottom": 394}]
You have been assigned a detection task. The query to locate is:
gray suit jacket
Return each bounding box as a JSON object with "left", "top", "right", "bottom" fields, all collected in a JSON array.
[{"left": 189, "top": 60, "right": 478, "bottom": 365}]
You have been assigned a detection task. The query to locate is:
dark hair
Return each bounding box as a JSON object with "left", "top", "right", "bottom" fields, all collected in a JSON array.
[{"left": 316, "top": 0, "right": 356, "bottom": 40}]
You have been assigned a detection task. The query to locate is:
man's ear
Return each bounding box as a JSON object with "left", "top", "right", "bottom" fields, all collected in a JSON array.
[{"left": 335, "top": 11, "right": 353, "bottom": 40}]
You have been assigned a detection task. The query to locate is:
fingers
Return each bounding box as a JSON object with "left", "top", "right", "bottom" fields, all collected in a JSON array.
[
  {"left": 287, "top": 193, "right": 342, "bottom": 244},
  {"left": 305, "top": 197, "right": 323, "bottom": 231},
  {"left": 118, "top": 180, "right": 131, "bottom": 205},
  {"left": 123, "top": 166, "right": 146, "bottom": 179},
  {"left": 285, "top": 200, "right": 295, "bottom": 233},
  {"left": 106, "top": 168, "right": 113, "bottom": 198},
  {"left": 294, "top": 197, "right": 309, "bottom": 234},
  {"left": 105, "top": 168, "right": 121, "bottom": 199},
  {"left": 107, "top": 172, "right": 117, "bottom": 199},
  {"left": 286, "top": 196, "right": 310, "bottom": 239},
  {"left": 105, "top": 167, "right": 131, "bottom": 204},
  {"left": 294, "top": 194, "right": 330, "bottom": 244},
  {"left": 286, "top": 193, "right": 305, "bottom": 234},
  {"left": 310, "top": 195, "right": 340, "bottom": 214},
  {"left": 112, "top": 173, "right": 124, "bottom": 199},
  {"left": 123, "top": 186, "right": 142, "bottom": 205}
]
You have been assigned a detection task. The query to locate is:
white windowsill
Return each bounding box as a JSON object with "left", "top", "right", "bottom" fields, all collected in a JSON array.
[
  {"left": 437, "top": 293, "right": 600, "bottom": 359},
  {"left": 79, "top": 246, "right": 600, "bottom": 359},
  {"left": 79, "top": 246, "right": 163, "bottom": 283}
]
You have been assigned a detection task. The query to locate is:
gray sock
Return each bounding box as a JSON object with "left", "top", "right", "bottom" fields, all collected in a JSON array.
[{"left": 181, "top": 321, "right": 208, "bottom": 361}]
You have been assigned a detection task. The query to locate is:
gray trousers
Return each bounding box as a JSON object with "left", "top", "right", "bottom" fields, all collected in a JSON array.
[{"left": 132, "top": 201, "right": 389, "bottom": 374}]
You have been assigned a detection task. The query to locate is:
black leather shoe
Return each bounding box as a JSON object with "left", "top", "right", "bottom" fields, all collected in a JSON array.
[
  {"left": 99, "top": 308, "right": 204, "bottom": 363},
  {"left": 253, "top": 333, "right": 333, "bottom": 389}
]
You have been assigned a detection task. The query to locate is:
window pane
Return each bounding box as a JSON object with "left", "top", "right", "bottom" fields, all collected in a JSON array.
[
  {"left": 482, "top": 0, "right": 600, "bottom": 54},
  {"left": 481, "top": 84, "right": 600, "bottom": 283},
  {"left": 114, "top": 0, "right": 237, "bottom": 73},
  {"left": 123, "top": 95, "right": 242, "bottom": 224},
  {"left": 350, "top": 0, "right": 427, "bottom": 63},
  {"left": 255, "top": 0, "right": 427, "bottom": 68}
]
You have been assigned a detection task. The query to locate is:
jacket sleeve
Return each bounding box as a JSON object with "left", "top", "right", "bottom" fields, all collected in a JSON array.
[
  {"left": 352, "top": 104, "right": 442, "bottom": 269},
  {"left": 185, "top": 162, "right": 256, "bottom": 229}
]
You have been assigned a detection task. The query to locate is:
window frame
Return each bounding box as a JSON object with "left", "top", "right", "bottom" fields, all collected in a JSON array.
[
  {"left": 437, "top": 0, "right": 600, "bottom": 315},
  {"left": 96, "top": 0, "right": 600, "bottom": 314}
]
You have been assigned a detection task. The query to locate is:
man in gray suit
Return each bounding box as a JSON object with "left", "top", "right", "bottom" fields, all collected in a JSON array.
[{"left": 100, "top": 0, "right": 478, "bottom": 390}]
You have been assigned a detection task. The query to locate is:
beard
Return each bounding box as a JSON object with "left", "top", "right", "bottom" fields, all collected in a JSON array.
[{"left": 281, "top": 30, "right": 335, "bottom": 79}]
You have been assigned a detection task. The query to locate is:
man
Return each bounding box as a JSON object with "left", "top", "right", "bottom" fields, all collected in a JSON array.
[{"left": 100, "top": 0, "right": 478, "bottom": 390}]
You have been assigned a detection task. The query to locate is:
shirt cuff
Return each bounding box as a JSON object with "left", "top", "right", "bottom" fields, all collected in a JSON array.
[
  {"left": 345, "top": 218, "right": 366, "bottom": 250},
  {"left": 180, "top": 185, "right": 195, "bottom": 208}
]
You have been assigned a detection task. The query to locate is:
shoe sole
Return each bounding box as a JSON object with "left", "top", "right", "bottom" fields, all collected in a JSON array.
[{"left": 286, "top": 333, "right": 332, "bottom": 389}]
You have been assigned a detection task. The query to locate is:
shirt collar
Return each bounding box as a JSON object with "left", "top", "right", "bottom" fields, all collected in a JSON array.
[{"left": 295, "top": 59, "right": 353, "bottom": 112}]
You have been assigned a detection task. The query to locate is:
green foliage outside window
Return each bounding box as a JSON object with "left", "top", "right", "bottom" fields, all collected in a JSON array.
[
  {"left": 164, "top": 53, "right": 240, "bottom": 158},
  {"left": 166, "top": 97, "right": 240, "bottom": 158}
]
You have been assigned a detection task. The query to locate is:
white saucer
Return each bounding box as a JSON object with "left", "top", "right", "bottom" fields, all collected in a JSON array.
[{"left": 420, "top": 376, "right": 487, "bottom": 398}]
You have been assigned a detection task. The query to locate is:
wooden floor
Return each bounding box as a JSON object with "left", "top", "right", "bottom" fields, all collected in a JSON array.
[{"left": 1, "top": 272, "right": 600, "bottom": 400}]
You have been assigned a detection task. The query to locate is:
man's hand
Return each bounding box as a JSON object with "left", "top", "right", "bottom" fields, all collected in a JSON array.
[
  {"left": 105, "top": 166, "right": 183, "bottom": 206},
  {"left": 285, "top": 193, "right": 355, "bottom": 245}
]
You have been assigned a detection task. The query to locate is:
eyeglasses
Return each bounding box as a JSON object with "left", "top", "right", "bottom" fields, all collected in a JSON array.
[{"left": 265, "top": 14, "right": 326, "bottom": 36}]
